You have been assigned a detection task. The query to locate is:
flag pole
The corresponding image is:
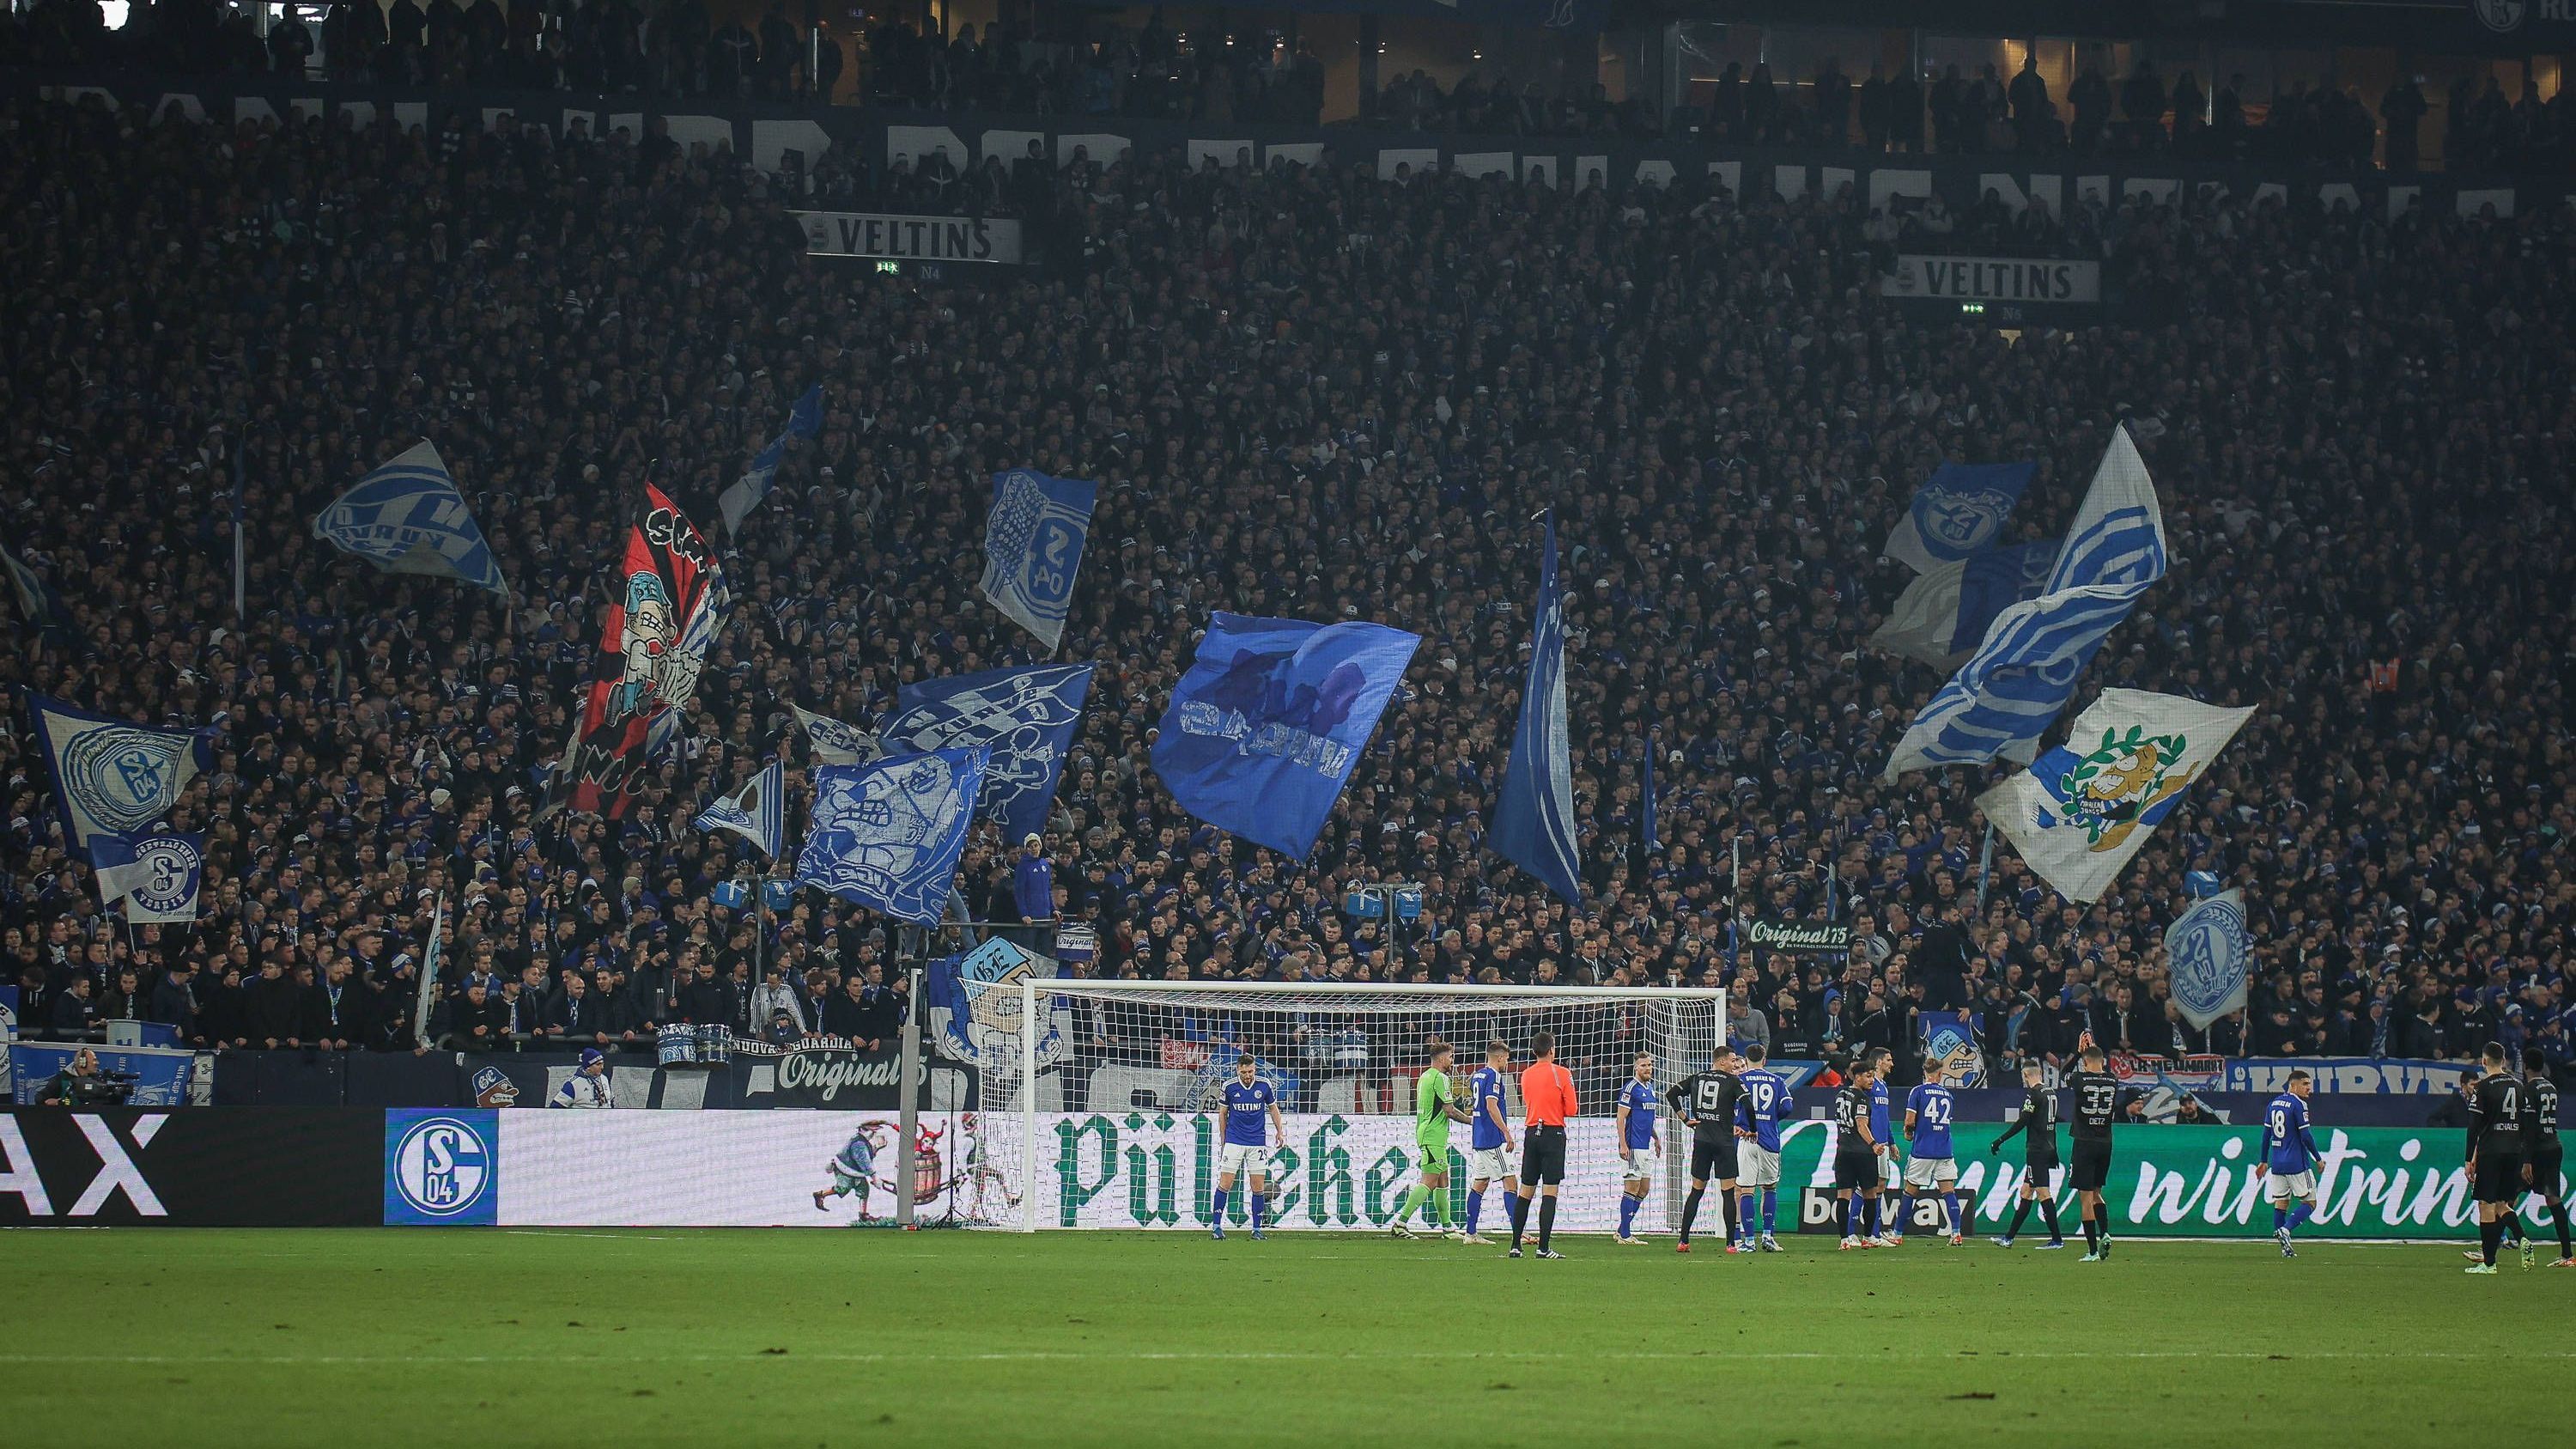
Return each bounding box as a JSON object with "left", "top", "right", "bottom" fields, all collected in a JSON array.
[
  {"left": 230, "top": 435, "right": 247, "bottom": 622},
  {"left": 1976, "top": 822, "right": 1996, "bottom": 909}
]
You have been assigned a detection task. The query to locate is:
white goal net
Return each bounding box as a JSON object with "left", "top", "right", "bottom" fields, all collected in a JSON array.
[{"left": 963, "top": 982, "right": 1723, "bottom": 1233}]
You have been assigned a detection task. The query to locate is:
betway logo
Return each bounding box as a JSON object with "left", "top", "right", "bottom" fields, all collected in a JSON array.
[
  {"left": 775, "top": 1050, "right": 904, "bottom": 1104},
  {"left": 0, "top": 1114, "right": 169, "bottom": 1216}
]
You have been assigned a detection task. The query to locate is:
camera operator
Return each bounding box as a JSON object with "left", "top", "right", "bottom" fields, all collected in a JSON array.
[{"left": 37, "top": 1047, "right": 100, "bottom": 1106}]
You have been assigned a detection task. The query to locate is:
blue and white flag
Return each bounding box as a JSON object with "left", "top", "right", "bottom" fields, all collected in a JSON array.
[
  {"left": 718, "top": 384, "right": 825, "bottom": 535},
  {"left": 1885, "top": 461, "right": 2035, "bottom": 573},
  {"left": 1919, "top": 1009, "right": 1987, "bottom": 1087},
  {"left": 1151, "top": 612, "right": 1421, "bottom": 860},
  {"left": 695, "top": 758, "right": 786, "bottom": 860},
  {"left": 1885, "top": 426, "right": 2167, "bottom": 779},
  {"left": 794, "top": 746, "right": 989, "bottom": 924},
  {"left": 925, "top": 936, "right": 1068, "bottom": 1075},
  {"left": 311, "top": 441, "right": 508, "bottom": 595},
  {"left": 27, "top": 693, "right": 212, "bottom": 852},
  {"left": 1491, "top": 513, "right": 1582, "bottom": 904},
  {"left": 791, "top": 703, "right": 880, "bottom": 766},
  {"left": 979, "top": 468, "right": 1098, "bottom": 655},
  {"left": 2165, "top": 887, "right": 2250, "bottom": 1031},
  {"left": 0, "top": 535, "right": 68, "bottom": 636},
  {"left": 88, "top": 831, "right": 206, "bottom": 923},
  {"left": 1870, "top": 538, "right": 2057, "bottom": 671},
  {"left": 881, "top": 664, "right": 1092, "bottom": 842},
  {"left": 1977, "top": 689, "right": 2257, "bottom": 904}
]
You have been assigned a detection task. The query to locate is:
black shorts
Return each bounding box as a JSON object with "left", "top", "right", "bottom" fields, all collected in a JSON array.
[
  {"left": 2530, "top": 1143, "right": 2563, "bottom": 1196},
  {"left": 1833, "top": 1153, "right": 1878, "bottom": 1191},
  {"left": 1690, "top": 1137, "right": 1741, "bottom": 1184},
  {"left": 2069, "top": 1140, "right": 2114, "bottom": 1193},
  {"left": 2024, "top": 1144, "right": 2060, "bottom": 1175},
  {"left": 1522, "top": 1125, "right": 1567, "bottom": 1185},
  {"left": 2474, "top": 1151, "right": 2525, "bottom": 1204}
]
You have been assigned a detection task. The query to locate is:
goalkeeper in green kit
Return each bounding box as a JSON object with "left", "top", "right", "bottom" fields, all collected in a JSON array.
[{"left": 1394, "top": 1041, "right": 1474, "bottom": 1239}]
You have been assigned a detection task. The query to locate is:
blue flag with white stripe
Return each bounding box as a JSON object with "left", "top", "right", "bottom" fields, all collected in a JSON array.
[
  {"left": 311, "top": 441, "right": 507, "bottom": 595},
  {"left": 27, "top": 693, "right": 214, "bottom": 852},
  {"left": 1491, "top": 512, "right": 1583, "bottom": 904},
  {"left": 979, "top": 468, "right": 1098, "bottom": 656},
  {"left": 718, "top": 384, "right": 825, "bottom": 534},
  {"left": 882, "top": 664, "right": 1094, "bottom": 843},
  {"left": 1869, "top": 538, "right": 2057, "bottom": 671},
  {"left": 1884, "top": 427, "right": 2166, "bottom": 779},
  {"left": 695, "top": 757, "right": 786, "bottom": 860},
  {"left": 795, "top": 746, "right": 989, "bottom": 925},
  {"left": 1151, "top": 613, "right": 1421, "bottom": 860},
  {"left": 1885, "top": 461, "right": 2035, "bottom": 573}
]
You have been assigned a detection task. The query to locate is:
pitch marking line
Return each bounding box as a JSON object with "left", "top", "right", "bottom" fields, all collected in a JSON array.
[{"left": 2, "top": 1349, "right": 2567, "bottom": 1367}]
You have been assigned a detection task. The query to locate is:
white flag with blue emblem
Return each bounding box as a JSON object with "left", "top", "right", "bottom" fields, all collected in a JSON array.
[
  {"left": 719, "top": 385, "right": 824, "bottom": 535},
  {"left": 88, "top": 831, "right": 207, "bottom": 924},
  {"left": 1885, "top": 426, "right": 2167, "bottom": 779},
  {"left": 1884, "top": 461, "right": 2034, "bottom": 574},
  {"left": 791, "top": 703, "right": 881, "bottom": 766},
  {"left": 311, "top": 441, "right": 508, "bottom": 595},
  {"left": 978, "top": 469, "right": 1098, "bottom": 656},
  {"left": 1977, "top": 689, "right": 2255, "bottom": 904},
  {"left": 2165, "top": 888, "right": 2250, "bottom": 1031},
  {"left": 694, "top": 758, "right": 786, "bottom": 860},
  {"left": 795, "top": 746, "right": 990, "bottom": 925},
  {"left": 28, "top": 694, "right": 212, "bottom": 852}
]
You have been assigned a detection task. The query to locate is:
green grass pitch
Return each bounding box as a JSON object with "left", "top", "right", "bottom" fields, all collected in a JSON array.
[{"left": 1, "top": 1227, "right": 2562, "bottom": 1446}]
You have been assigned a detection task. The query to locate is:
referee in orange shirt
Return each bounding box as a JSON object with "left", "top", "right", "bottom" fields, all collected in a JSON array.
[{"left": 1510, "top": 1030, "right": 1577, "bottom": 1259}]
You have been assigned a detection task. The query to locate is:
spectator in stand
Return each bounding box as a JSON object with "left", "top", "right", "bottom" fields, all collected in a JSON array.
[{"left": 1014, "top": 835, "right": 1055, "bottom": 923}]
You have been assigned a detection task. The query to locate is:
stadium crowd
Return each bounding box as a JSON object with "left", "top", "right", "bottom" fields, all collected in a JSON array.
[
  {"left": 0, "top": 83, "right": 2570, "bottom": 1086},
  {"left": 6, "top": 0, "right": 2573, "bottom": 172}
]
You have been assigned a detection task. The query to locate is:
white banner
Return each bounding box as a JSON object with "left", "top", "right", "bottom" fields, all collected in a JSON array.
[
  {"left": 1881, "top": 254, "right": 2100, "bottom": 304},
  {"left": 793, "top": 211, "right": 1024, "bottom": 264}
]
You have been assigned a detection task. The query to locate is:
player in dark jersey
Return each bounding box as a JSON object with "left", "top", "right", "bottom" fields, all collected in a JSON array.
[
  {"left": 2064, "top": 1041, "right": 2127, "bottom": 1263},
  {"left": 1667, "top": 1047, "right": 1748, "bottom": 1254},
  {"left": 2519, "top": 1047, "right": 2569, "bottom": 1268},
  {"left": 1988, "top": 1060, "right": 2067, "bottom": 1249},
  {"left": 1832, "top": 1060, "right": 1882, "bottom": 1251},
  {"left": 2465, "top": 1042, "right": 2527, "bottom": 1275}
]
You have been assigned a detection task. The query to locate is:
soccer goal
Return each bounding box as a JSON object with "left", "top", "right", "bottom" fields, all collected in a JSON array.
[{"left": 965, "top": 980, "right": 1724, "bottom": 1233}]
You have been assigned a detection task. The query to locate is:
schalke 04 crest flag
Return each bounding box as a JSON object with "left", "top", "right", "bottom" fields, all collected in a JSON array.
[
  {"left": 979, "top": 468, "right": 1097, "bottom": 656},
  {"left": 1886, "top": 425, "right": 2167, "bottom": 779},
  {"left": 1151, "top": 612, "right": 1421, "bottom": 859},
  {"left": 544, "top": 483, "right": 726, "bottom": 819},
  {"left": 795, "top": 746, "right": 990, "bottom": 924},
  {"left": 2166, "top": 887, "right": 2251, "bottom": 1031},
  {"left": 311, "top": 441, "right": 508, "bottom": 595},
  {"left": 695, "top": 757, "right": 786, "bottom": 860},
  {"left": 88, "top": 831, "right": 206, "bottom": 923},
  {"left": 1978, "top": 689, "right": 2257, "bottom": 904},
  {"left": 791, "top": 703, "right": 880, "bottom": 766},
  {"left": 1491, "top": 511, "right": 1583, "bottom": 904},
  {"left": 881, "top": 664, "right": 1092, "bottom": 843},
  {"left": 1884, "top": 460, "right": 2035, "bottom": 574},
  {"left": 27, "top": 693, "right": 213, "bottom": 851}
]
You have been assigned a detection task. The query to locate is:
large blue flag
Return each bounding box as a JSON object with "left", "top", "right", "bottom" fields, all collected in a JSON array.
[
  {"left": 1151, "top": 612, "right": 1421, "bottom": 859},
  {"left": 1884, "top": 461, "right": 2036, "bottom": 573},
  {"left": 311, "top": 441, "right": 508, "bottom": 595},
  {"left": 1491, "top": 512, "right": 1583, "bottom": 903},
  {"left": 718, "top": 384, "right": 825, "bottom": 534},
  {"left": 1885, "top": 426, "right": 2166, "bottom": 778},
  {"left": 794, "top": 746, "right": 989, "bottom": 925},
  {"left": 88, "top": 831, "right": 205, "bottom": 923},
  {"left": 881, "top": 664, "right": 1093, "bottom": 843},
  {"left": 27, "top": 693, "right": 213, "bottom": 852},
  {"left": 980, "top": 468, "right": 1098, "bottom": 656},
  {"left": 695, "top": 757, "right": 786, "bottom": 860}
]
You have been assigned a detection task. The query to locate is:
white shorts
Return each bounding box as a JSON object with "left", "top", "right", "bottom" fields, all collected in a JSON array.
[
  {"left": 1903, "top": 1156, "right": 1959, "bottom": 1191},
  {"left": 1880, "top": 1153, "right": 1903, "bottom": 1188},
  {"left": 2265, "top": 1169, "right": 2316, "bottom": 1203},
  {"left": 1218, "top": 1142, "right": 1271, "bottom": 1180},
  {"left": 1467, "top": 1146, "right": 1516, "bottom": 1184},
  {"left": 1741, "top": 1146, "right": 1782, "bottom": 1187},
  {"left": 1622, "top": 1149, "right": 1656, "bottom": 1184}
]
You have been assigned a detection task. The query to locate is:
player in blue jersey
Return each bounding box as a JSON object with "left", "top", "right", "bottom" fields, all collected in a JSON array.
[
  {"left": 1735, "top": 1044, "right": 1791, "bottom": 1251},
  {"left": 1614, "top": 1053, "right": 1661, "bottom": 1245},
  {"left": 1212, "top": 1054, "right": 1285, "bottom": 1240},
  {"left": 2256, "top": 1068, "right": 2323, "bottom": 1258},
  {"left": 1460, "top": 1040, "right": 1520, "bottom": 1245},
  {"left": 1901, "top": 1056, "right": 1967, "bottom": 1245},
  {"left": 1863, "top": 1047, "right": 1898, "bottom": 1245}
]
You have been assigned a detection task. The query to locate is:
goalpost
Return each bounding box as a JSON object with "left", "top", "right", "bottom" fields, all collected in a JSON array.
[{"left": 968, "top": 980, "right": 1724, "bottom": 1233}]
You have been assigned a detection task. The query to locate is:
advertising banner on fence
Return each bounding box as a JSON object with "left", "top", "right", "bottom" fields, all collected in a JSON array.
[
  {"left": 493, "top": 1110, "right": 987, "bottom": 1227},
  {"left": 1747, "top": 920, "right": 1851, "bottom": 954},
  {"left": 2222, "top": 1058, "right": 2471, "bottom": 1094},
  {"left": 728, "top": 1038, "right": 976, "bottom": 1110},
  {"left": 794, "top": 210, "right": 1024, "bottom": 264},
  {"left": 0, "top": 1109, "right": 382, "bottom": 1225},
  {"left": 9, "top": 1042, "right": 197, "bottom": 1105}
]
